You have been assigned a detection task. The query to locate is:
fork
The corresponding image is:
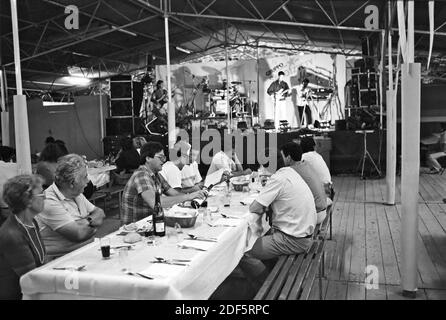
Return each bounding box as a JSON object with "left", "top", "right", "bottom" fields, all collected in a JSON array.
[
  {"left": 53, "top": 265, "right": 86, "bottom": 271},
  {"left": 177, "top": 245, "right": 207, "bottom": 251}
]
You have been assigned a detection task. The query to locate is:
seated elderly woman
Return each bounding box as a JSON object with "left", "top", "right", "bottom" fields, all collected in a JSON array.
[
  {"left": 36, "top": 154, "right": 105, "bottom": 259},
  {"left": 0, "top": 175, "right": 46, "bottom": 300}
]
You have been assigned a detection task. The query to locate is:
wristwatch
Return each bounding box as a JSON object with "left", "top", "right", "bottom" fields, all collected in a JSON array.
[{"left": 86, "top": 216, "right": 94, "bottom": 227}]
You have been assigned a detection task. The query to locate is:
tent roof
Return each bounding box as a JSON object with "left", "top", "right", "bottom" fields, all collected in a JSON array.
[{"left": 1, "top": 0, "right": 445, "bottom": 95}]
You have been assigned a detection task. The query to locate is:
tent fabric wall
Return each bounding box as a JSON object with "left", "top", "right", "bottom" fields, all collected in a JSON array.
[{"left": 27, "top": 95, "right": 107, "bottom": 160}]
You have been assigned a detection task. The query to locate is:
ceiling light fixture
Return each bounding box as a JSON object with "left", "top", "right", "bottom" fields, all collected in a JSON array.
[
  {"left": 111, "top": 26, "right": 137, "bottom": 37},
  {"left": 43, "top": 102, "right": 75, "bottom": 107},
  {"left": 176, "top": 46, "right": 192, "bottom": 54},
  {"left": 62, "top": 76, "right": 91, "bottom": 86}
]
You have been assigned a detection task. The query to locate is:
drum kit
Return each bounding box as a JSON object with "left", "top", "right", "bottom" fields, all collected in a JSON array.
[{"left": 210, "top": 81, "right": 248, "bottom": 117}]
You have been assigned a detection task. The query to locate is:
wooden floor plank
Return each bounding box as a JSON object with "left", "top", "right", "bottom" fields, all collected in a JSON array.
[
  {"left": 365, "top": 285, "right": 387, "bottom": 300},
  {"left": 430, "top": 203, "right": 446, "bottom": 232},
  {"left": 375, "top": 204, "right": 401, "bottom": 285},
  {"left": 308, "top": 279, "right": 328, "bottom": 300},
  {"left": 423, "top": 174, "right": 446, "bottom": 202},
  {"left": 346, "top": 281, "right": 366, "bottom": 300},
  {"left": 418, "top": 175, "right": 433, "bottom": 202},
  {"left": 420, "top": 175, "right": 441, "bottom": 202},
  {"left": 340, "top": 201, "right": 357, "bottom": 282},
  {"left": 348, "top": 202, "right": 366, "bottom": 282},
  {"left": 425, "top": 289, "right": 446, "bottom": 300},
  {"left": 330, "top": 201, "right": 354, "bottom": 280},
  {"left": 332, "top": 176, "right": 344, "bottom": 203},
  {"left": 365, "top": 203, "right": 386, "bottom": 284},
  {"left": 395, "top": 204, "right": 435, "bottom": 286},
  {"left": 328, "top": 201, "right": 351, "bottom": 280},
  {"left": 355, "top": 179, "right": 365, "bottom": 202},
  {"left": 364, "top": 178, "right": 375, "bottom": 203},
  {"left": 325, "top": 280, "right": 348, "bottom": 300},
  {"left": 418, "top": 204, "right": 446, "bottom": 283}
]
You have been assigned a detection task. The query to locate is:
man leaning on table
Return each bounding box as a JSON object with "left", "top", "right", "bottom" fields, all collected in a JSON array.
[
  {"left": 121, "top": 142, "right": 206, "bottom": 225},
  {"left": 36, "top": 154, "right": 105, "bottom": 259},
  {"left": 238, "top": 147, "right": 317, "bottom": 289}
]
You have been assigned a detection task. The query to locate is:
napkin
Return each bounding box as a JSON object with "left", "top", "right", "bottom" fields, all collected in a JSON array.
[
  {"left": 208, "top": 218, "right": 241, "bottom": 227},
  {"left": 178, "top": 239, "right": 215, "bottom": 251},
  {"left": 139, "top": 263, "right": 184, "bottom": 279}
]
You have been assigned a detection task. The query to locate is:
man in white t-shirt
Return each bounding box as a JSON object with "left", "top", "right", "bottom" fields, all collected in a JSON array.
[
  {"left": 237, "top": 147, "right": 317, "bottom": 289},
  {"left": 160, "top": 141, "right": 203, "bottom": 194},
  {"left": 180, "top": 149, "right": 203, "bottom": 192},
  {"left": 300, "top": 136, "right": 333, "bottom": 198}
]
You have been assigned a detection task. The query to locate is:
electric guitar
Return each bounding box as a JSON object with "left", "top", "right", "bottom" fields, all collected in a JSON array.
[{"left": 273, "top": 88, "right": 289, "bottom": 101}]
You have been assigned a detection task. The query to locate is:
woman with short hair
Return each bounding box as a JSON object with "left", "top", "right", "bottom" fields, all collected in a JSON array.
[{"left": 0, "top": 174, "right": 46, "bottom": 300}]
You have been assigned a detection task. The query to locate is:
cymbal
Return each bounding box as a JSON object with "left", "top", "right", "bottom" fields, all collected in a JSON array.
[{"left": 231, "top": 81, "right": 242, "bottom": 84}]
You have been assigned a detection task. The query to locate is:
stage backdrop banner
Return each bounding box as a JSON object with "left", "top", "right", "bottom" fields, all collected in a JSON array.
[
  {"left": 156, "top": 60, "right": 258, "bottom": 113},
  {"left": 156, "top": 54, "right": 345, "bottom": 127}
]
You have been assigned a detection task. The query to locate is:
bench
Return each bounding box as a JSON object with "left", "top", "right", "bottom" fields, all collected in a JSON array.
[{"left": 254, "top": 205, "right": 332, "bottom": 300}]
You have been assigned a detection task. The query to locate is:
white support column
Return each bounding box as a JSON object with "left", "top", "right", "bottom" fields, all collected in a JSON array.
[
  {"left": 401, "top": 62, "right": 420, "bottom": 296},
  {"left": 0, "top": 69, "right": 10, "bottom": 146},
  {"left": 401, "top": 0, "right": 420, "bottom": 298},
  {"left": 385, "top": 89, "right": 396, "bottom": 205},
  {"left": 386, "top": 0, "right": 396, "bottom": 205},
  {"left": 164, "top": 0, "right": 175, "bottom": 149},
  {"left": 10, "top": 0, "right": 31, "bottom": 174},
  {"left": 225, "top": 46, "right": 230, "bottom": 133}
]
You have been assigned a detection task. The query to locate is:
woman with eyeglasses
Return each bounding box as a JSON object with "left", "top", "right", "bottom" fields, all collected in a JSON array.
[{"left": 0, "top": 174, "right": 47, "bottom": 300}]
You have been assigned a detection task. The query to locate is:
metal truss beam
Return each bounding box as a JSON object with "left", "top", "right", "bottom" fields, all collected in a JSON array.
[
  {"left": 1, "top": 14, "right": 158, "bottom": 67},
  {"left": 169, "top": 11, "right": 446, "bottom": 36},
  {"left": 41, "top": 0, "right": 159, "bottom": 42},
  {"left": 130, "top": 0, "right": 233, "bottom": 49}
]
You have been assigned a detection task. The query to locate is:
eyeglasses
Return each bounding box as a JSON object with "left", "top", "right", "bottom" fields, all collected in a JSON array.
[
  {"left": 33, "top": 193, "right": 46, "bottom": 199},
  {"left": 154, "top": 154, "right": 166, "bottom": 162}
]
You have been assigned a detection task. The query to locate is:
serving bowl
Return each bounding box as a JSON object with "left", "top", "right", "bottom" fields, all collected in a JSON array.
[{"left": 164, "top": 210, "right": 198, "bottom": 228}]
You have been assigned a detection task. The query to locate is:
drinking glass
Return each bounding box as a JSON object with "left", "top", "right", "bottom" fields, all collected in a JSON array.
[
  {"left": 100, "top": 237, "right": 111, "bottom": 259},
  {"left": 118, "top": 247, "right": 129, "bottom": 271}
]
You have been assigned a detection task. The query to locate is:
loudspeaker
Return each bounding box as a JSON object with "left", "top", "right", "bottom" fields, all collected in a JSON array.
[
  {"left": 360, "top": 91, "right": 377, "bottom": 106},
  {"left": 103, "top": 135, "right": 124, "bottom": 156},
  {"left": 110, "top": 82, "right": 132, "bottom": 99},
  {"left": 361, "top": 37, "right": 373, "bottom": 56},
  {"left": 110, "top": 100, "right": 133, "bottom": 116},
  {"left": 106, "top": 118, "right": 133, "bottom": 136},
  {"left": 335, "top": 119, "right": 347, "bottom": 131},
  {"left": 359, "top": 73, "right": 377, "bottom": 89}
]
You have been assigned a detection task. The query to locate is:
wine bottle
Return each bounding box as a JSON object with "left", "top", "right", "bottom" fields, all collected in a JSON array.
[
  {"left": 153, "top": 188, "right": 165, "bottom": 237},
  {"left": 191, "top": 184, "right": 214, "bottom": 209}
]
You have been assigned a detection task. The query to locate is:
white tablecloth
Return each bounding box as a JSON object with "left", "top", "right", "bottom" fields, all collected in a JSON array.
[
  {"left": 20, "top": 184, "right": 269, "bottom": 300},
  {"left": 87, "top": 165, "right": 117, "bottom": 188}
]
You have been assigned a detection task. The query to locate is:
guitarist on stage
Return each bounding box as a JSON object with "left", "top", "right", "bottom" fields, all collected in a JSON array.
[
  {"left": 297, "top": 78, "right": 313, "bottom": 127},
  {"left": 267, "top": 71, "right": 290, "bottom": 130}
]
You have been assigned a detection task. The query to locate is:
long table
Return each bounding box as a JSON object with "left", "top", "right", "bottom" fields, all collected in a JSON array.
[{"left": 20, "top": 184, "right": 267, "bottom": 300}]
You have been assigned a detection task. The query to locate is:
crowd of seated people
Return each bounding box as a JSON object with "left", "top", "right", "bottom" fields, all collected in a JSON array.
[{"left": 0, "top": 132, "right": 332, "bottom": 299}]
